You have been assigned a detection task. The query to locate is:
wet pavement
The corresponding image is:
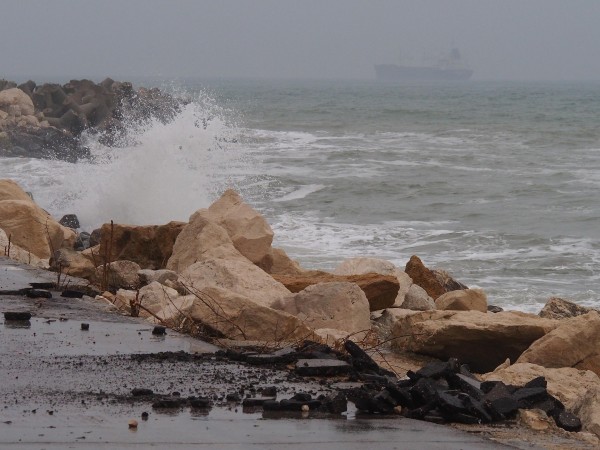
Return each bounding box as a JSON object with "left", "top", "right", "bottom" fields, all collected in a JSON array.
[{"left": 0, "top": 256, "right": 513, "bottom": 448}]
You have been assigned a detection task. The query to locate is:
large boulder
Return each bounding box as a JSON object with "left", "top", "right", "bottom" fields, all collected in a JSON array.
[
  {"left": 404, "top": 255, "right": 446, "bottom": 299},
  {"left": 539, "top": 297, "right": 596, "bottom": 320},
  {"left": 0, "top": 88, "right": 35, "bottom": 116},
  {"left": 0, "top": 227, "right": 48, "bottom": 268},
  {"left": 333, "top": 257, "right": 413, "bottom": 307},
  {"left": 179, "top": 258, "right": 290, "bottom": 308},
  {"left": 435, "top": 288, "right": 488, "bottom": 313},
  {"left": 0, "top": 199, "right": 75, "bottom": 259},
  {"left": 516, "top": 311, "right": 600, "bottom": 376},
  {"left": 400, "top": 284, "right": 435, "bottom": 311},
  {"left": 98, "top": 221, "right": 185, "bottom": 270},
  {"left": 272, "top": 271, "right": 399, "bottom": 311},
  {"left": 166, "top": 210, "right": 246, "bottom": 273},
  {"left": 51, "top": 248, "right": 96, "bottom": 279},
  {"left": 205, "top": 189, "right": 274, "bottom": 270},
  {"left": 180, "top": 286, "right": 317, "bottom": 342},
  {"left": 268, "top": 247, "right": 304, "bottom": 275},
  {"left": 271, "top": 282, "right": 371, "bottom": 337},
  {"left": 391, "top": 310, "right": 558, "bottom": 373},
  {"left": 138, "top": 269, "right": 178, "bottom": 286},
  {"left": 0, "top": 179, "right": 34, "bottom": 202},
  {"left": 483, "top": 363, "right": 600, "bottom": 438},
  {"left": 137, "top": 281, "right": 180, "bottom": 315},
  {"left": 94, "top": 260, "right": 141, "bottom": 290}
]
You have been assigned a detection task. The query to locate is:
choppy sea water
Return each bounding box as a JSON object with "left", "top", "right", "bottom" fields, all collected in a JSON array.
[{"left": 2, "top": 79, "right": 600, "bottom": 312}]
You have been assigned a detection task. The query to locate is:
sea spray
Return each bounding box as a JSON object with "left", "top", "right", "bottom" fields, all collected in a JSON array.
[{"left": 41, "top": 90, "right": 250, "bottom": 229}]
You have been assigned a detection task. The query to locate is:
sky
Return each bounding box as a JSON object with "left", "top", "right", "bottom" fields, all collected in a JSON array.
[{"left": 2, "top": 0, "right": 600, "bottom": 81}]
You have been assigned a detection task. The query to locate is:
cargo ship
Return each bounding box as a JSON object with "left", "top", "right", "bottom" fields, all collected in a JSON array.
[{"left": 375, "top": 48, "right": 473, "bottom": 81}]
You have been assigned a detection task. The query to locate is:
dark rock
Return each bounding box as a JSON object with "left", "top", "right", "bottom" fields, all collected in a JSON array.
[
  {"left": 410, "top": 378, "right": 439, "bottom": 404},
  {"left": 524, "top": 376, "right": 547, "bottom": 389},
  {"left": 261, "top": 386, "right": 277, "bottom": 397},
  {"left": 4, "top": 312, "right": 32, "bottom": 321},
  {"left": 152, "top": 326, "right": 166, "bottom": 336},
  {"left": 61, "top": 290, "right": 85, "bottom": 298},
  {"left": 242, "top": 398, "right": 275, "bottom": 407},
  {"left": 141, "top": 412, "right": 149, "bottom": 420},
  {"left": 462, "top": 395, "right": 492, "bottom": 423},
  {"left": 152, "top": 398, "right": 183, "bottom": 409},
  {"left": 291, "top": 393, "right": 312, "bottom": 402},
  {"left": 262, "top": 400, "right": 281, "bottom": 411},
  {"left": 553, "top": 410, "right": 582, "bottom": 432},
  {"left": 486, "top": 396, "right": 519, "bottom": 419},
  {"left": 448, "top": 374, "right": 484, "bottom": 401},
  {"left": 80, "top": 323, "right": 90, "bottom": 331},
  {"left": 59, "top": 214, "right": 80, "bottom": 229},
  {"left": 245, "top": 347, "right": 297, "bottom": 365},
  {"left": 319, "top": 392, "right": 347, "bottom": 414},
  {"left": 295, "top": 359, "right": 351, "bottom": 376},
  {"left": 131, "top": 388, "right": 154, "bottom": 397},
  {"left": 415, "top": 361, "right": 452, "bottom": 380},
  {"left": 532, "top": 396, "right": 565, "bottom": 416},
  {"left": 437, "top": 392, "right": 467, "bottom": 415},
  {"left": 386, "top": 384, "right": 415, "bottom": 408},
  {"left": 29, "top": 282, "right": 55, "bottom": 289},
  {"left": 512, "top": 387, "right": 549, "bottom": 408},
  {"left": 26, "top": 289, "right": 52, "bottom": 299},
  {"left": 89, "top": 228, "right": 102, "bottom": 247},
  {"left": 226, "top": 393, "right": 241, "bottom": 402},
  {"left": 279, "top": 398, "right": 322, "bottom": 411},
  {"left": 487, "top": 305, "right": 504, "bottom": 313},
  {"left": 344, "top": 340, "right": 393, "bottom": 376},
  {"left": 188, "top": 397, "right": 211, "bottom": 409}
]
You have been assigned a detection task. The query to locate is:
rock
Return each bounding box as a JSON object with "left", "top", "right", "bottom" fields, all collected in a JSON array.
[
  {"left": 435, "top": 289, "right": 488, "bottom": 313},
  {"left": 0, "top": 88, "right": 35, "bottom": 116},
  {"left": 181, "top": 286, "right": 317, "bottom": 342},
  {"left": 268, "top": 247, "right": 304, "bottom": 275},
  {"left": 432, "top": 269, "right": 468, "bottom": 292},
  {"left": 0, "top": 179, "right": 34, "bottom": 202},
  {"left": 334, "top": 257, "right": 398, "bottom": 276},
  {"left": 0, "top": 228, "right": 49, "bottom": 268},
  {"left": 0, "top": 197, "right": 76, "bottom": 259},
  {"left": 128, "top": 419, "right": 138, "bottom": 429},
  {"left": 137, "top": 281, "right": 180, "bottom": 315},
  {"left": 179, "top": 258, "right": 290, "bottom": 308},
  {"left": 271, "top": 282, "right": 371, "bottom": 337},
  {"left": 94, "top": 260, "right": 141, "bottom": 290},
  {"left": 52, "top": 248, "right": 96, "bottom": 279},
  {"left": 138, "top": 269, "right": 178, "bottom": 286},
  {"left": 295, "top": 359, "right": 351, "bottom": 376},
  {"left": 98, "top": 221, "right": 185, "bottom": 270},
  {"left": 206, "top": 189, "right": 274, "bottom": 270},
  {"left": 58, "top": 214, "right": 80, "bottom": 229},
  {"left": 517, "top": 311, "right": 600, "bottom": 376},
  {"left": 518, "top": 409, "right": 553, "bottom": 431},
  {"left": 272, "top": 271, "right": 399, "bottom": 311},
  {"left": 405, "top": 255, "right": 446, "bottom": 300},
  {"left": 333, "top": 257, "right": 413, "bottom": 307},
  {"left": 152, "top": 326, "right": 166, "bottom": 336},
  {"left": 539, "top": 297, "right": 596, "bottom": 320},
  {"left": 573, "top": 384, "right": 600, "bottom": 437},
  {"left": 4, "top": 312, "right": 32, "bottom": 321},
  {"left": 166, "top": 210, "right": 246, "bottom": 273},
  {"left": 401, "top": 284, "right": 436, "bottom": 311},
  {"left": 391, "top": 310, "right": 558, "bottom": 373}
]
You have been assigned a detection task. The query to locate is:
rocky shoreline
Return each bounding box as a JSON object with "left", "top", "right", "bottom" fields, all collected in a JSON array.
[
  {"left": 0, "top": 78, "right": 184, "bottom": 162},
  {"left": 2, "top": 178, "right": 600, "bottom": 446}
]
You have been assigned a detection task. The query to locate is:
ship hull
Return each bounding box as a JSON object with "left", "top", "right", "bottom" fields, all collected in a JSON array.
[{"left": 374, "top": 64, "right": 473, "bottom": 81}]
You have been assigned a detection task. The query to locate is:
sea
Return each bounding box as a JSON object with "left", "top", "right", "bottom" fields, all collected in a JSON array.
[{"left": 2, "top": 78, "right": 599, "bottom": 313}]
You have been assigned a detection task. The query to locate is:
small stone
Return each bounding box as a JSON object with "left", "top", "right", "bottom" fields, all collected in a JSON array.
[
  {"left": 301, "top": 404, "right": 309, "bottom": 412},
  {"left": 81, "top": 323, "right": 90, "bottom": 331},
  {"left": 128, "top": 419, "right": 138, "bottom": 429},
  {"left": 393, "top": 405, "right": 403, "bottom": 415},
  {"left": 141, "top": 412, "right": 149, "bottom": 421},
  {"left": 152, "top": 326, "right": 166, "bottom": 336}
]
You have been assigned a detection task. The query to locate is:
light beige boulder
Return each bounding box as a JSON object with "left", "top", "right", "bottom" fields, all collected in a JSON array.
[
  {"left": 179, "top": 257, "right": 290, "bottom": 308},
  {"left": 373, "top": 308, "right": 421, "bottom": 341},
  {"left": 0, "top": 227, "right": 48, "bottom": 268},
  {"left": 517, "top": 311, "right": 600, "bottom": 376},
  {"left": 181, "top": 286, "right": 317, "bottom": 342},
  {"left": 0, "top": 179, "right": 34, "bottom": 202},
  {"left": 391, "top": 310, "right": 558, "bottom": 373},
  {"left": 314, "top": 328, "right": 350, "bottom": 345},
  {"left": 94, "top": 260, "right": 141, "bottom": 290},
  {"left": 152, "top": 295, "right": 194, "bottom": 323},
  {"left": 206, "top": 189, "right": 274, "bottom": 270},
  {"left": 138, "top": 269, "right": 178, "bottom": 286},
  {"left": 113, "top": 289, "right": 137, "bottom": 313},
  {"left": 138, "top": 281, "right": 180, "bottom": 315},
  {"left": 435, "top": 288, "right": 488, "bottom": 313},
  {"left": 0, "top": 88, "right": 35, "bottom": 116},
  {"left": 0, "top": 199, "right": 76, "bottom": 259},
  {"left": 271, "top": 282, "right": 371, "bottom": 337},
  {"left": 574, "top": 384, "right": 600, "bottom": 438},
  {"left": 333, "top": 257, "right": 412, "bottom": 307},
  {"left": 51, "top": 248, "right": 96, "bottom": 279},
  {"left": 400, "top": 284, "right": 435, "bottom": 311},
  {"left": 539, "top": 297, "right": 596, "bottom": 320},
  {"left": 268, "top": 247, "right": 304, "bottom": 275},
  {"left": 166, "top": 210, "right": 246, "bottom": 273}
]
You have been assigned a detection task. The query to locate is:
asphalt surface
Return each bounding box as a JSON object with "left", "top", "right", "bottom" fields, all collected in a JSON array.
[{"left": 0, "top": 256, "right": 513, "bottom": 449}]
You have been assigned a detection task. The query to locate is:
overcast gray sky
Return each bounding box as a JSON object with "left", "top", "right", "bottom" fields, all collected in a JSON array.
[{"left": 2, "top": 0, "right": 600, "bottom": 81}]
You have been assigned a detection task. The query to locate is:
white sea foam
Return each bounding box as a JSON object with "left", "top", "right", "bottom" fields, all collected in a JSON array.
[
  {"left": 273, "top": 184, "right": 326, "bottom": 202},
  {"left": 25, "top": 93, "right": 248, "bottom": 229}
]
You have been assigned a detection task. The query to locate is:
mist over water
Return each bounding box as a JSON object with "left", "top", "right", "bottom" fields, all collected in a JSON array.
[{"left": 4, "top": 79, "right": 600, "bottom": 312}]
